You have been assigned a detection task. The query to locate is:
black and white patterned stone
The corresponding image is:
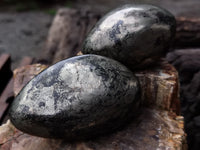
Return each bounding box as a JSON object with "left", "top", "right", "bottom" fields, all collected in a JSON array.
[
  {"left": 82, "top": 4, "right": 176, "bottom": 70},
  {"left": 9, "top": 54, "right": 140, "bottom": 139}
]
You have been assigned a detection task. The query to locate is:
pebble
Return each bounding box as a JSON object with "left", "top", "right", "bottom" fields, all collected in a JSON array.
[
  {"left": 9, "top": 54, "right": 140, "bottom": 139},
  {"left": 82, "top": 4, "right": 176, "bottom": 69}
]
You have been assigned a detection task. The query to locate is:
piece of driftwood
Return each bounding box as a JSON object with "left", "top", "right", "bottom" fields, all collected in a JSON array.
[
  {"left": 0, "top": 61, "right": 186, "bottom": 150},
  {"left": 39, "top": 8, "right": 100, "bottom": 64},
  {"left": 175, "top": 17, "right": 200, "bottom": 48}
]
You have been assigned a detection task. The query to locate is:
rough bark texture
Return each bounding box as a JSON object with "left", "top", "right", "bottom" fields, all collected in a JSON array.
[
  {"left": 39, "top": 8, "right": 100, "bottom": 64},
  {"left": 135, "top": 60, "right": 180, "bottom": 115},
  {"left": 0, "top": 62, "right": 186, "bottom": 150},
  {"left": 175, "top": 17, "right": 200, "bottom": 48}
]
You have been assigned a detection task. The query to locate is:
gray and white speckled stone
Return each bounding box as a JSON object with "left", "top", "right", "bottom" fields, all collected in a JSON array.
[
  {"left": 9, "top": 54, "right": 140, "bottom": 139},
  {"left": 82, "top": 4, "right": 176, "bottom": 69}
]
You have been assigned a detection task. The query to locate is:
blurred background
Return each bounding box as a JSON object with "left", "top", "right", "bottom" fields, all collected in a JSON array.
[
  {"left": 0, "top": 0, "right": 200, "bottom": 150},
  {"left": 0, "top": 0, "right": 199, "bottom": 68}
]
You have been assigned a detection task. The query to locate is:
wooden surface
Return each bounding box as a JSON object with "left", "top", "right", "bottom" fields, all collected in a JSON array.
[
  {"left": 0, "top": 62, "right": 186, "bottom": 150},
  {"left": 0, "top": 109, "right": 186, "bottom": 150},
  {"left": 39, "top": 8, "right": 100, "bottom": 64},
  {"left": 135, "top": 60, "right": 180, "bottom": 114}
]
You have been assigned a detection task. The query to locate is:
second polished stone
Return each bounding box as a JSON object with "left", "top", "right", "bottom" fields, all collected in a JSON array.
[{"left": 82, "top": 4, "right": 176, "bottom": 69}]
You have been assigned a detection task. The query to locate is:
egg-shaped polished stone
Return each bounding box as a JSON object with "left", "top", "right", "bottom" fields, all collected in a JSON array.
[
  {"left": 9, "top": 54, "right": 140, "bottom": 139},
  {"left": 82, "top": 4, "right": 176, "bottom": 69}
]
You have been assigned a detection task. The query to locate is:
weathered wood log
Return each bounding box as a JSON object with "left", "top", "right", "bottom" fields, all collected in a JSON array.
[
  {"left": 0, "top": 61, "right": 186, "bottom": 150},
  {"left": 135, "top": 60, "right": 180, "bottom": 115},
  {"left": 0, "top": 109, "right": 186, "bottom": 150},
  {"left": 39, "top": 8, "right": 100, "bottom": 64},
  {"left": 175, "top": 17, "right": 200, "bottom": 48}
]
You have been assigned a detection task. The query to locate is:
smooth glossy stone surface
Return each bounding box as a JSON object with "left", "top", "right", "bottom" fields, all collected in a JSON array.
[
  {"left": 82, "top": 4, "right": 176, "bottom": 69},
  {"left": 9, "top": 54, "right": 140, "bottom": 139}
]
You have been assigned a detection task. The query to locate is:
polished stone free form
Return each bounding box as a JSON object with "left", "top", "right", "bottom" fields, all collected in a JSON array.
[
  {"left": 9, "top": 55, "right": 140, "bottom": 139},
  {"left": 82, "top": 4, "right": 176, "bottom": 69}
]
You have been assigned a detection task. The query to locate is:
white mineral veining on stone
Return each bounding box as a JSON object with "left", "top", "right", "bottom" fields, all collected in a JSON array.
[{"left": 17, "top": 83, "right": 56, "bottom": 115}]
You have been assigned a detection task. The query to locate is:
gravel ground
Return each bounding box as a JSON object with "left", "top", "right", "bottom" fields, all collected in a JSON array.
[{"left": 0, "top": 12, "right": 53, "bottom": 69}]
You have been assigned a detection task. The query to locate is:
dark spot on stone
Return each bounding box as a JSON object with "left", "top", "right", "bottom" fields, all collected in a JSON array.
[
  {"left": 22, "top": 105, "right": 30, "bottom": 113},
  {"left": 39, "top": 102, "right": 45, "bottom": 108},
  {"left": 42, "top": 76, "right": 56, "bottom": 87},
  {"left": 109, "top": 20, "right": 123, "bottom": 45},
  {"left": 79, "top": 109, "right": 85, "bottom": 113},
  {"left": 135, "top": 22, "right": 139, "bottom": 27},
  {"left": 140, "top": 12, "right": 150, "bottom": 18},
  {"left": 68, "top": 98, "right": 74, "bottom": 103},
  {"left": 126, "top": 11, "right": 150, "bottom": 18},
  {"left": 53, "top": 90, "right": 60, "bottom": 100},
  {"left": 53, "top": 90, "right": 60, "bottom": 110}
]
